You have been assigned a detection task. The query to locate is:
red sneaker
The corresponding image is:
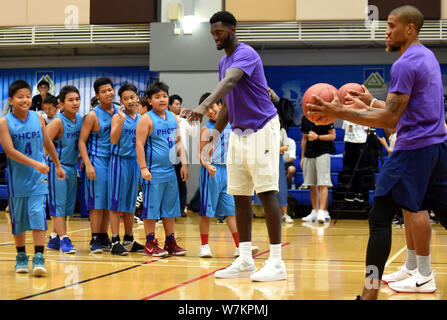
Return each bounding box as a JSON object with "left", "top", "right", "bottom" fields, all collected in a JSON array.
[
  {"left": 164, "top": 238, "right": 187, "bottom": 256},
  {"left": 144, "top": 239, "right": 168, "bottom": 257}
]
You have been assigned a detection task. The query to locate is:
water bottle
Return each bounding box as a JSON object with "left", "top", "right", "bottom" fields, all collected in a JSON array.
[{"left": 291, "top": 177, "right": 296, "bottom": 189}]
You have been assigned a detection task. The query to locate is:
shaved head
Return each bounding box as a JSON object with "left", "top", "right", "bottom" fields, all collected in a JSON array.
[{"left": 390, "top": 5, "right": 424, "bottom": 33}]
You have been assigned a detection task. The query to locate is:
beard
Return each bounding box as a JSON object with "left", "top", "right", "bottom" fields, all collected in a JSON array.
[
  {"left": 386, "top": 45, "right": 400, "bottom": 52},
  {"left": 216, "top": 32, "right": 233, "bottom": 50}
]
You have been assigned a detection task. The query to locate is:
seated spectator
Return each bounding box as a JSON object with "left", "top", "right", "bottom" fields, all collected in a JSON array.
[
  {"left": 283, "top": 137, "right": 297, "bottom": 188},
  {"left": 378, "top": 128, "right": 397, "bottom": 156}
]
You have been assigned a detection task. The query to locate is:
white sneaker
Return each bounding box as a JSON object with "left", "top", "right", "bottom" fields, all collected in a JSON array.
[
  {"left": 388, "top": 270, "right": 437, "bottom": 293},
  {"left": 282, "top": 214, "right": 293, "bottom": 223},
  {"left": 214, "top": 257, "right": 256, "bottom": 279},
  {"left": 302, "top": 210, "right": 317, "bottom": 222},
  {"left": 382, "top": 265, "right": 416, "bottom": 284},
  {"left": 250, "top": 258, "right": 287, "bottom": 282},
  {"left": 234, "top": 246, "right": 259, "bottom": 257},
  {"left": 317, "top": 210, "right": 326, "bottom": 224},
  {"left": 199, "top": 244, "right": 212, "bottom": 258}
]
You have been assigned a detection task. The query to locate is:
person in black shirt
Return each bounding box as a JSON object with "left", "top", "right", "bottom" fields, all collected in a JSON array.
[
  {"left": 31, "top": 80, "right": 56, "bottom": 112},
  {"left": 300, "top": 116, "right": 336, "bottom": 224}
]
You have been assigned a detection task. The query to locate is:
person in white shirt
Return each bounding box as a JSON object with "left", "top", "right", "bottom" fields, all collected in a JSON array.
[
  {"left": 283, "top": 137, "right": 297, "bottom": 188},
  {"left": 168, "top": 94, "right": 194, "bottom": 217},
  {"left": 342, "top": 120, "right": 369, "bottom": 203}
]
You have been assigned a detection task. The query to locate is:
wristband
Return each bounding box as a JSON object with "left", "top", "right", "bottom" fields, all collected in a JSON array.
[{"left": 370, "top": 98, "right": 377, "bottom": 108}]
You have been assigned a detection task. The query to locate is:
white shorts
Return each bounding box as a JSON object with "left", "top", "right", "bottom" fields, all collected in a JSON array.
[{"left": 227, "top": 116, "right": 280, "bottom": 196}]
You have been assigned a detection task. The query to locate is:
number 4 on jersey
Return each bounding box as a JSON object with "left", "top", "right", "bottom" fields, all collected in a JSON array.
[{"left": 24, "top": 142, "right": 33, "bottom": 156}]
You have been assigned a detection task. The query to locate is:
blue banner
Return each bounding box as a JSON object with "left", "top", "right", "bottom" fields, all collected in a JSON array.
[
  {"left": 264, "top": 64, "right": 447, "bottom": 125},
  {"left": 1, "top": 66, "right": 157, "bottom": 116}
]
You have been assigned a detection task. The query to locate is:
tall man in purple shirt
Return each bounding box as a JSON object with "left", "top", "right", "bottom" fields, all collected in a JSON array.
[
  {"left": 307, "top": 5, "right": 447, "bottom": 299},
  {"left": 189, "top": 11, "right": 286, "bottom": 282}
]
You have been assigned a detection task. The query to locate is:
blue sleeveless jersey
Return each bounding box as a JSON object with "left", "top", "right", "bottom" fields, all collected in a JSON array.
[
  {"left": 87, "top": 105, "right": 118, "bottom": 158},
  {"left": 145, "top": 110, "right": 178, "bottom": 182},
  {"left": 112, "top": 112, "right": 141, "bottom": 158},
  {"left": 5, "top": 111, "right": 48, "bottom": 197},
  {"left": 205, "top": 121, "right": 231, "bottom": 165},
  {"left": 53, "top": 113, "right": 82, "bottom": 166}
]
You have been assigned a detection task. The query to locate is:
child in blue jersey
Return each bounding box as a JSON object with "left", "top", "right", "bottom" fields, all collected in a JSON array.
[
  {"left": 198, "top": 93, "right": 258, "bottom": 259},
  {"left": 108, "top": 84, "right": 145, "bottom": 255},
  {"left": 45, "top": 86, "right": 82, "bottom": 254},
  {"left": 136, "top": 82, "right": 188, "bottom": 257},
  {"left": 0, "top": 80, "right": 65, "bottom": 275},
  {"left": 79, "top": 77, "right": 118, "bottom": 253}
]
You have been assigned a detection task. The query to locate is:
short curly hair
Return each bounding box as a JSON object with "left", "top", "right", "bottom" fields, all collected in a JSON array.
[{"left": 209, "top": 11, "right": 237, "bottom": 27}]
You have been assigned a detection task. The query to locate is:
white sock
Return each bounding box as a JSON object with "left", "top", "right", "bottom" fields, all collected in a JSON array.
[
  {"left": 239, "top": 242, "right": 253, "bottom": 261},
  {"left": 51, "top": 232, "right": 58, "bottom": 239},
  {"left": 61, "top": 235, "right": 68, "bottom": 240},
  {"left": 417, "top": 254, "right": 431, "bottom": 277},
  {"left": 269, "top": 244, "right": 282, "bottom": 261}
]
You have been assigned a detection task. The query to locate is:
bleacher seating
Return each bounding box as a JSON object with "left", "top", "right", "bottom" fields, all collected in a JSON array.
[{"left": 285, "top": 124, "right": 392, "bottom": 219}]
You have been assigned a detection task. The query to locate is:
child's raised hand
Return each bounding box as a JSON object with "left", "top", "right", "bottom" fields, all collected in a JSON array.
[{"left": 118, "top": 105, "right": 126, "bottom": 119}]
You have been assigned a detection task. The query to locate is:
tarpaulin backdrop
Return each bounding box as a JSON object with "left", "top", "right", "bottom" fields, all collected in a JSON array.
[
  {"left": 264, "top": 64, "right": 447, "bottom": 125},
  {"left": 0, "top": 66, "right": 157, "bottom": 116}
]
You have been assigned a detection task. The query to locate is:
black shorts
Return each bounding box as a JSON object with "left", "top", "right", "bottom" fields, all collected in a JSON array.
[{"left": 375, "top": 141, "right": 447, "bottom": 213}]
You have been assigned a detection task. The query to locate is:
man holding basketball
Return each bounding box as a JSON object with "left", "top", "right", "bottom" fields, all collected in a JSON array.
[
  {"left": 189, "top": 11, "right": 286, "bottom": 282},
  {"left": 307, "top": 5, "right": 447, "bottom": 299}
]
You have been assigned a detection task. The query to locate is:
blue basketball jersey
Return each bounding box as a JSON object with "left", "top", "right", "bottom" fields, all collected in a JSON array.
[
  {"left": 5, "top": 111, "right": 48, "bottom": 197},
  {"left": 145, "top": 110, "right": 178, "bottom": 182},
  {"left": 111, "top": 112, "right": 141, "bottom": 158},
  {"left": 87, "top": 105, "right": 118, "bottom": 158},
  {"left": 53, "top": 112, "right": 82, "bottom": 166},
  {"left": 205, "top": 121, "right": 231, "bottom": 164}
]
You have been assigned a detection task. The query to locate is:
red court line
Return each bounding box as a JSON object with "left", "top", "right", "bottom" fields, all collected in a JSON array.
[{"left": 140, "top": 242, "right": 291, "bottom": 300}]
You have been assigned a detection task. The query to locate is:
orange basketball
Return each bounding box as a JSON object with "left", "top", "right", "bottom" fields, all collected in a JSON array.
[
  {"left": 338, "top": 83, "right": 365, "bottom": 105},
  {"left": 301, "top": 83, "right": 338, "bottom": 125}
]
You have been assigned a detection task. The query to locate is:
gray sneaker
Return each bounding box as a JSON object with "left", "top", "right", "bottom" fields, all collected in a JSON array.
[{"left": 214, "top": 257, "right": 256, "bottom": 279}]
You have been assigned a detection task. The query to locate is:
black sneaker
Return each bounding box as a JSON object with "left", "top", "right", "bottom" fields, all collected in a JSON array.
[
  {"left": 354, "top": 193, "right": 364, "bottom": 203},
  {"left": 124, "top": 240, "right": 145, "bottom": 252},
  {"left": 344, "top": 192, "right": 356, "bottom": 202},
  {"left": 111, "top": 242, "right": 129, "bottom": 256},
  {"left": 100, "top": 234, "right": 111, "bottom": 250}
]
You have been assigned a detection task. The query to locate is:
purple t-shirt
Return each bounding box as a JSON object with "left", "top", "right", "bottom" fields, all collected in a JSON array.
[
  {"left": 388, "top": 44, "right": 446, "bottom": 151},
  {"left": 219, "top": 43, "right": 277, "bottom": 134}
]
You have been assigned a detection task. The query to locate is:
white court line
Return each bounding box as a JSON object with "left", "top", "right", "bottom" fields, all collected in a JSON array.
[
  {"left": 385, "top": 245, "right": 407, "bottom": 268},
  {"left": 0, "top": 227, "right": 92, "bottom": 246}
]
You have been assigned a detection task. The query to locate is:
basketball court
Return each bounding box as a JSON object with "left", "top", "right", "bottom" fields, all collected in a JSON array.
[{"left": 1, "top": 212, "right": 446, "bottom": 300}]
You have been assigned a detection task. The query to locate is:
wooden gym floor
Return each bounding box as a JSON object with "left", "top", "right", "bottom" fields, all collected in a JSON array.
[{"left": 0, "top": 211, "right": 446, "bottom": 300}]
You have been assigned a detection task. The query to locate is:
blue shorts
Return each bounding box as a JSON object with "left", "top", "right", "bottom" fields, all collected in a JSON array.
[
  {"left": 375, "top": 141, "right": 447, "bottom": 213},
  {"left": 9, "top": 195, "right": 47, "bottom": 235},
  {"left": 48, "top": 163, "right": 78, "bottom": 217},
  {"left": 254, "top": 156, "right": 288, "bottom": 207},
  {"left": 108, "top": 155, "right": 140, "bottom": 214},
  {"left": 199, "top": 164, "right": 235, "bottom": 218},
  {"left": 140, "top": 179, "right": 180, "bottom": 220},
  {"left": 84, "top": 155, "right": 110, "bottom": 211}
]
